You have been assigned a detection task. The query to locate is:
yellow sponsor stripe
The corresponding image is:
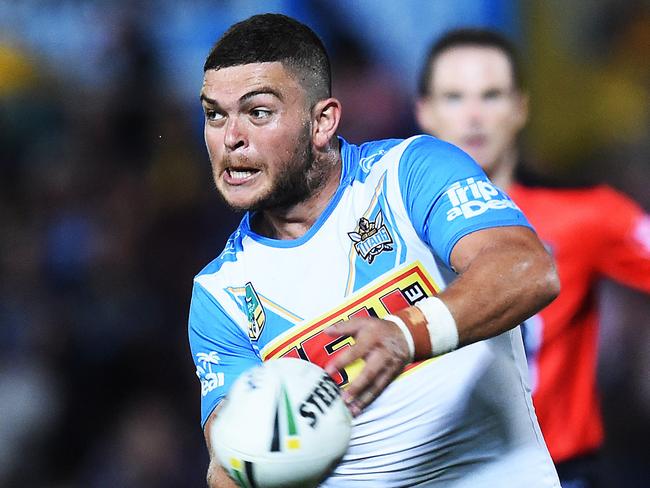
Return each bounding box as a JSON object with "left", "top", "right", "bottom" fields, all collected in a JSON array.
[{"left": 263, "top": 262, "right": 439, "bottom": 361}]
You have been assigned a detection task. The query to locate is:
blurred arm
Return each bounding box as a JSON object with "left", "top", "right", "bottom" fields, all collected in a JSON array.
[{"left": 204, "top": 404, "right": 239, "bottom": 488}]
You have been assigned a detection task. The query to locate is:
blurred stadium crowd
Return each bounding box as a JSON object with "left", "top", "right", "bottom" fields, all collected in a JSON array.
[{"left": 0, "top": 1, "right": 648, "bottom": 487}]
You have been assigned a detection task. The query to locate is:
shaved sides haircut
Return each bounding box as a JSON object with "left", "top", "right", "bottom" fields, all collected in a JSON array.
[{"left": 204, "top": 13, "right": 331, "bottom": 104}]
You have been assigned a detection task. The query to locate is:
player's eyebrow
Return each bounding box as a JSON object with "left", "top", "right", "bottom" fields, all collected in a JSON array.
[
  {"left": 438, "top": 89, "right": 461, "bottom": 97},
  {"left": 483, "top": 88, "right": 506, "bottom": 96},
  {"left": 199, "top": 88, "right": 284, "bottom": 106},
  {"left": 239, "top": 87, "right": 283, "bottom": 103},
  {"left": 199, "top": 93, "right": 218, "bottom": 105}
]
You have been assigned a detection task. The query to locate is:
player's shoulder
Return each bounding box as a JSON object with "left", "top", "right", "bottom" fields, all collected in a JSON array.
[
  {"left": 343, "top": 134, "right": 475, "bottom": 180},
  {"left": 340, "top": 136, "right": 403, "bottom": 178},
  {"left": 396, "top": 135, "right": 483, "bottom": 191},
  {"left": 583, "top": 184, "right": 641, "bottom": 207},
  {"left": 195, "top": 223, "right": 246, "bottom": 281},
  {"left": 515, "top": 183, "right": 637, "bottom": 209},
  {"left": 401, "top": 133, "right": 470, "bottom": 155},
  {"left": 399, "top": 134, "right": 480, "bottom": 174}
]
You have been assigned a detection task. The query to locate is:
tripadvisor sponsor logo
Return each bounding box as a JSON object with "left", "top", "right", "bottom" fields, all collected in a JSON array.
[{"left": 445, "top": 178, "right": 519, "bottom": 221}]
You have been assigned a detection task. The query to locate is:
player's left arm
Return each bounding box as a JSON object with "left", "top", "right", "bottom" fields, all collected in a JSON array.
[
  {"left": 326, "top": 136, "right": 560, "bottom": 414},
  {"left": 442, "top": 225, "right": 559, "bottom": 345},
  {"left": 326, "top": 224, "right": 559, "bottom": 415}
]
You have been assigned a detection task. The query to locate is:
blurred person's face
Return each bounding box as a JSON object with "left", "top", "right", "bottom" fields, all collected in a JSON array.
[
  {"left": 415, "top": 46, "right": 528, "bottom": 178},
  {"left": 201, "top": 62, "right": 319, "bottom": 212}
]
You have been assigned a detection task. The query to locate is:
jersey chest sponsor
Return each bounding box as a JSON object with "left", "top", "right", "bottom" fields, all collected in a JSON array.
[{"left": 261, "top": 262, "right": 440, "bottom": 387}]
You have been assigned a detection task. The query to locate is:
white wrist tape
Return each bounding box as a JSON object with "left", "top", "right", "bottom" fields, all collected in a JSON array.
[
  {"left": 384, "top": 314, "right": 415, "bottom": 362},
  {"left": 415, "top": 297, "right": 459, "bottom": 356}
]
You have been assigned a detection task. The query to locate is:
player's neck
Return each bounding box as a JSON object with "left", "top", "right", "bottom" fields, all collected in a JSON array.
[
  {"left": 253, "top": 153, "right": 342, "bottom": 240},
  {"left": 487, "top": 147, "right": 518, "bottom": 191}
]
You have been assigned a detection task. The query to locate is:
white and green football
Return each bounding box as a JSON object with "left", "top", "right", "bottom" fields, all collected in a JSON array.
[{"left": 210, "top": 358, "right": 352, "bottom": 488}]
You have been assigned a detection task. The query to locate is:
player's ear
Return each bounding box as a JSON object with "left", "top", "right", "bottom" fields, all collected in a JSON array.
[
  {"left": 414, "top": 96, "right": 437, "bottom": 135},
  {"left": 312, "top": 97, "right": 341, "bottom": 150}
]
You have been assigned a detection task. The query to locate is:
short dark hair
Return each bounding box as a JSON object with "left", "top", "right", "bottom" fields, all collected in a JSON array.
[
  {"left": 204, "top": 13, "right": 331, "bottom": 102},
  {"left": 418, "top": 28, "right": 523, "bottom": 96}
]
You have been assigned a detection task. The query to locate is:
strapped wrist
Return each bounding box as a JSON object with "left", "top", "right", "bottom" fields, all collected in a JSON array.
[
  {"left": 391, "top": 306, "right": 432, "bottom": 361},
  {"left": 415, "top": 296, "right": 459, "bottom": 357},
  {"left": 384, "top": 314, "right": 415, "bottom": 362},
  {"left": 390, "top": 297, "right": 459, "bottom": 361}
]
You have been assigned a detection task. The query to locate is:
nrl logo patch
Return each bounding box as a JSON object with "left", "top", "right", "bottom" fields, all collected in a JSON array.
[
  {"left": 348, "top": 211, "right": 394, "bottom": 264},
  {"left": 245, "top": 282, "right": 266, "bottom": 340}
]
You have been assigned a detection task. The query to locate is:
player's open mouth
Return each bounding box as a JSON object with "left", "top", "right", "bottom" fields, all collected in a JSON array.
[
  {"left": 464, "top": 135, "right": 487, "bottom": 148},
  {"left": 224, "top": 167, "right": 260, "bottom": 185}
]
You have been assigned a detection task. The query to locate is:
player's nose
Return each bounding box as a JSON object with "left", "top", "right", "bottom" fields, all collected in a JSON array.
[
  {"left": 224, "top": 116, "right": 247, "bottom": 152},
  {"left": 465, "top": 100, "right": 486, "bottom": 128}
]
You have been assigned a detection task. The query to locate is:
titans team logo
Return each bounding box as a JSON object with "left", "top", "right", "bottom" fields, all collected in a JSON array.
[
  {"left": 348, "top": 211, "right": 394, "bottom": 264},
  {"left": 245, "top": 282, "right": 266, "bottom": 340}
]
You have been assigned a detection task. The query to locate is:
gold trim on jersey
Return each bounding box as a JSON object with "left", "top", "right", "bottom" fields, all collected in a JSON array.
[{"left": 345, "top": 172, "right": 388, "bottom": 295}]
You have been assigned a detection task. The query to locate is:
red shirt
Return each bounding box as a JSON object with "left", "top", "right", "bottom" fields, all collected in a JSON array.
[{"left": 508, "top": 183, "right": 650, "bottom": 463}]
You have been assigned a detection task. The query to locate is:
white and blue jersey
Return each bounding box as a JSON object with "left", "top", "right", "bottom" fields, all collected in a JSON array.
[{"left": 189, "top": 135, "right": 560, "bottom": 487}]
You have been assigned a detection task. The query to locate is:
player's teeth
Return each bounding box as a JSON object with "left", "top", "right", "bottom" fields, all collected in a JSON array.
[{"left": 230, "top": 170, "right": 253, "bottom": 179}]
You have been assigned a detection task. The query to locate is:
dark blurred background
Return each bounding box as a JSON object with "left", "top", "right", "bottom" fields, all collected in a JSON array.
[{"left": 0, "top": 1, "right": 648, "bottom": 487}]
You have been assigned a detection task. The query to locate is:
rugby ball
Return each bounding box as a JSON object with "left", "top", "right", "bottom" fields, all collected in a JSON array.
[{"left": 210, "top": 358, "right": 352, "bottom": 488}]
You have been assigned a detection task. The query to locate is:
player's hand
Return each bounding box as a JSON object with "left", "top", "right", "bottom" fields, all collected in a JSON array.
[{"left": 324, "top": 317, "right": 411, "bottom": 416}]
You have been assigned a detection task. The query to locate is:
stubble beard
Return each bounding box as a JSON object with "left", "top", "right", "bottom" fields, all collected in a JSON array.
[{"left": 217, "top": 125, "right": 329, "bottom": 213}]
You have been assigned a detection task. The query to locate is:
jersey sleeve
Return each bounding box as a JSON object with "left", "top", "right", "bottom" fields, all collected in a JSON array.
[
  {"left": 593, "top": 187, "right": 650, "bottom": 291},
  {"left": 398, "top": 136, "right": 532, "bottom": 266},
  {"left": 188, "top": 281, "right": 262, "bottom": 427}
]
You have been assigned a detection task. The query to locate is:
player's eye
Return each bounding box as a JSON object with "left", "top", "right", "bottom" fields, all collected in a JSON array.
[
  {"left": 204, "top": 108, "right": 224, "bottom": 121},
  {"left": 443, "top": 92, "right": 462, "bottom": 102},
  {"left": 250, "top": 108, "right": 272, "bottom": 119},
  {"left": 483, "top": 89, "right": 504, "bottom": 101}
]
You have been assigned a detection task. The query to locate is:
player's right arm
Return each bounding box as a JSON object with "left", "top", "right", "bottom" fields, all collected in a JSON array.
[
  {"left": 189, "top": 281, "right": 261, "bottom": 488},
  {"left": 204, "top": 404, "right": 239, "bottom": 488}
]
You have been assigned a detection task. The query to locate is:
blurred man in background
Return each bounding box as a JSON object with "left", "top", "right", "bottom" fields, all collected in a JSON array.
[{"left": 415, "top": 28, "right": 650, "bottom": 488}]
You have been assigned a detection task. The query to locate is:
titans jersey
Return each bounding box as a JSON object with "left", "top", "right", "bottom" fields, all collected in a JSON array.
[{"left": 189, "top": 135, "right": 560, "bottom": 486}]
